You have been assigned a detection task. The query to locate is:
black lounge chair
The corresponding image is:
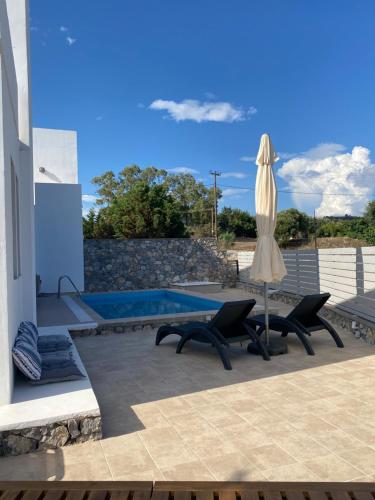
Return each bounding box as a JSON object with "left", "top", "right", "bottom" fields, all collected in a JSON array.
[
  {"left": 246, "top": 292, "right": 344, "bottom": 356},
  {"left": 156, "top": 299, "right": 270, "bottom": 370}
]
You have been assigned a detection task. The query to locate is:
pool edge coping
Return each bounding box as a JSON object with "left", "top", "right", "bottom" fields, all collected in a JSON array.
[{"left": 69, "top": 287, "right": 225, "bottom": 327}]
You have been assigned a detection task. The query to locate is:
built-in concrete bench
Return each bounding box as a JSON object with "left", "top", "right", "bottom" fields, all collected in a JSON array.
[
  {"left": 172, "top": 281, "right": 223, "bottom": 293},
  {"left": 0, "top": 326, "right": 101, "bottom": 457}
]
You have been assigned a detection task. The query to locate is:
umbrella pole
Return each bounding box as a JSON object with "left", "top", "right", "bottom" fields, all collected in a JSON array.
[{"left": 264, "top": 281, "right": 270, "bottom": 346}]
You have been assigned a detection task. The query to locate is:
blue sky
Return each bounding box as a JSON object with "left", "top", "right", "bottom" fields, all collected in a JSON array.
[{"left": 30, "top": 0, "right": 375, "bottom": 217}]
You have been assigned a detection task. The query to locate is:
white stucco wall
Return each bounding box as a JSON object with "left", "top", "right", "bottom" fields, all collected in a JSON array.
[
  {"left": 0, "top": 0, "right": 35, "bottom": 406},
  {"left": 35, "top": 183, "right": 84, "bottom": 294},
  {"left": 33, "top": 128, "right": 78, "bottom": 184}
]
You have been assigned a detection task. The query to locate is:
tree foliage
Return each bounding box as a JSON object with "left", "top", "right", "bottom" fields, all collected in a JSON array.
[
  {"left": 84, "top": 165, "right": 217, "bottom": 239},
  {"left": 218, "top": 207, "right": 256, "bottom": 237},
  {"left": 83, "top": 165, "right": 375, "bottom": 247},
  {"left": 275, "top": 209, "right": 310, "bottom": 243}
]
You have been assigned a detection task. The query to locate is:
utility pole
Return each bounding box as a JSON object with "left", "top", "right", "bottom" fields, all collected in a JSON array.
[{"left": 210, "top": 170, "right": 221, "bottom": 239}]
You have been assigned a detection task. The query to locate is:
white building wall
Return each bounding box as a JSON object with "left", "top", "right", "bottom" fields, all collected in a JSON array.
[
  {"left": 33, "top": 127, "right": 84, "bottom": 294},
  {"left": 35, "top": 183, "right": 84, "bottom": 293},
  {"left": 33, "top": 128, "right": 78, "bottom": 184},
  {"left": 0, "top": 0, "right": 35, "bottom": 406}
]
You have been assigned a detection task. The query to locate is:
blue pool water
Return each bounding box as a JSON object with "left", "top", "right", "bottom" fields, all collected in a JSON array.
[{"left": 81, "top": 289, "right": 222, "bottom": 320}]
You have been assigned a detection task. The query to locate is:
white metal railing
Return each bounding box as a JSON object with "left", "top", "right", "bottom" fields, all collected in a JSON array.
[{"left": 57, "top": 275, "right": 81, "bottom": 298}]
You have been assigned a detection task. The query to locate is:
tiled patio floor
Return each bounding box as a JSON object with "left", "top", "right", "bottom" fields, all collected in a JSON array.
[{"left": 1, "top": 292, "right": 375, "bottom": 481}]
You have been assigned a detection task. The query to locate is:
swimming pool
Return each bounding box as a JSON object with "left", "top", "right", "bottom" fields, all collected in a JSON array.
[{"left": 81, "top": 290, "right": 222, "bottom": 320}]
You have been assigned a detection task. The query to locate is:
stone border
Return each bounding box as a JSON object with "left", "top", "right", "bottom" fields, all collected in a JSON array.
[
  {"left": 0, "top": 415, "right": 102, "bottom": 457},
  {"left": 237, "top": 281, "right": 375, "bottom": 345},
  {"left": 70, "top": 311, "right": 216, "bottom": 337}
]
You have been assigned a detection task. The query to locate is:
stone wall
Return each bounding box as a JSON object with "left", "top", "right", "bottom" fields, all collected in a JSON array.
[
  {"left": 0, "top": 415, "right": 102, "bottom": 456},
  {"left": 84, "top": 238, "right": 236, "bottom": 292}
]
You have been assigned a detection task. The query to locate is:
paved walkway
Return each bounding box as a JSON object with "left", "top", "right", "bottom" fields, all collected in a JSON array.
[{"left": 1, "top": 292, "right": 375, "bottom": 481}]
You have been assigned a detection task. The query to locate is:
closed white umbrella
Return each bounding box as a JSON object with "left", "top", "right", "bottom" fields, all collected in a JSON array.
[{"left": 250, "top": 133, "right": 287, "bottom": 353}]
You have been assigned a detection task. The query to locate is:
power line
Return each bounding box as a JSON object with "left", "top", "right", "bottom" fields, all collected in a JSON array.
[{"left": 213, "top": 183, "right": 364, "bottom": 197}]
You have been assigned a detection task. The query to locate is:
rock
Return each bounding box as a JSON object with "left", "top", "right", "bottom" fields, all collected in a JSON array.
[
  {"left": 4, "top": 434, "right": 37, "bottom": 455},
  {"left": 67, "top": 419, "right": 80, "bottom": 439},
  {"left": 80, "top": 417, "right": 102, "bottom": 435},
  {"left": 41, "top": 426, "right": 69, "bottom": 448}
]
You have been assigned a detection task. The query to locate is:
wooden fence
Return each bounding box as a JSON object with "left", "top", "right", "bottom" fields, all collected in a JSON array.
[{"left": 237, "top": 246, "right": 375, "bottom": 323}]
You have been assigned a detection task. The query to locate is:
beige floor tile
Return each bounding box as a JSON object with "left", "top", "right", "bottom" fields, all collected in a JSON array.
[
  {"left": 262, "top": 462, "right": 321, "bottom": 481},
  {"left": 204, "top": 452, "right": 266, "bottom": 481},
  {"left": 62, "top": 456, "right": 113, "bottom": 480},
  {"left": 227, "top": 397, "right": 264, "bottom": 413},
  {"left": 107, "top": 468, "right": 165, "bottom": 480},
  {"left": 303, "top": 454, "right": 363, "bottom": 481},
  {"left": 222, "top": 424, "right": 275, "bottom": 447},
  {"left": 139, "top": 427, "right": 197, "bottom": 469},
  {"left": 321, "top": 410, "right": 361, "bottom": 429},
  {"left": 161, "top": 460, "right": 214, "bottom": 480},
  {"left": 156, "top": 397, "right": 191, "bottom": 417},
  {"left": 208, "top": 413, "right": 247, "bottom": 428},
  {"left": 239, "top": 443, "right": 296, "bottom": 471},
  {"left": 290, "top": 414, "right": 338, "bottom": 433},
  {"left": 4, "top": 312, "right": 375, "bottom": 482},
  {"left": 60, "top": 440, "right": 104, "bottom": 463},
  {"left": 313, "top": 429, "right": 365, "bottom": 454},
  {"left": 338, "top": 446, "right": 375, "bottom": 475},
  {"left": 106, "top": 451, "right": 159, "bottom": 478},
  {"left": 270, "top": 432, "right": 331, "bottom": 460},
  {"left": 183, "top": 432, "right": 237, "bottom": 459},
  {"left": 344, "top": 425, "right": 375, "bottom": 445},
  {"left": 170, "top": 412, "right": 215, "bottom": 436},
  {"left": 240, "top": 407, "right": 282, "bottom": 426},
  {"left": 0, "top": 450, "right": 66, "bottom": 481}
]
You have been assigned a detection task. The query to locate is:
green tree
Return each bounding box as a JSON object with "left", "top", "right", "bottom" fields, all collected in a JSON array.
[
  {"left": 364, "top": 200, "right": 375, "bottom": 226},
  {"left": 87, "top": 166, "right": 218, "bottom": 238},
  {"left": 275, "top": 209, "right": 309, "bottom": 243},
  {"left": 218, "top": 207, "right": 256, "bottom": 237},
  {"left": 108, "top": 182, "right": 187, "bottom": 238},
  {"left": 87, "top": 166, "right": 189, "bottom": 238},
  {"left": 83, "top": 208, "right": 96, "bottom": 239},
  {"left": 167, "top": 173, "right": 219, "bottom": 235},
  {"left": 365, "top": 226, "right": 375, "bottom": 245}
]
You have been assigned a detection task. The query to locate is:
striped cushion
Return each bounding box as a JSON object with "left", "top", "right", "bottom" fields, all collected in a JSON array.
[
  {"left": 18, "top": 321, "right": 39, "bottom": 349},
  {"left": 12, "top": 335, "right": 42, "bottom": 381}
]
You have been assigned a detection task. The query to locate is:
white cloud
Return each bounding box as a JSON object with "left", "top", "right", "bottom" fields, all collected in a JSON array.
[
  {"left": 240, "top": 144, "right": 344, "bottom": 165},
  {"left": 60, "top": 26, "right": 69, "bottom": 32},
  {"left": 240, "top": 151, "right": 295, "bottom": 163},
  {"left": 95, "top": 115, "right": 103, "bottom": 121},
  {"left": 303, "top": 143, "right": 346, "bottom": 160},
  {"left": 221, "top": 187, "right": 249, "bottom": 199},
  {"left": 66, "top": 36, "right": 77, "bottom": 46},
  {"left": 205, "top": 92, "right": 216, "bottom": 100},
  {"left": 149, "top": 99, "right": 253, "bottom": 123},
  {"left": 240, "top": 155, "right": 257, "bottom": 162},
  {"left": 248, "top": 106, "right": 257, "bottom": 116},
  {"left": 222, "top": 172, "right": 248, "bottom": 179},
  {"left": 82, "top": 194, "right": 98, "bottom": 203},
  {"left": 278, "top": 144, "right": 375, "bottom": 216},
  {"left": 278, "top": 152, "right": 298, "bottom": 160},
  {"left": 82, "top": 194, "right": 98, "bottom": 217},
  {"left": 167, "top": 167, "right": 199, "bottom": 175}
]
